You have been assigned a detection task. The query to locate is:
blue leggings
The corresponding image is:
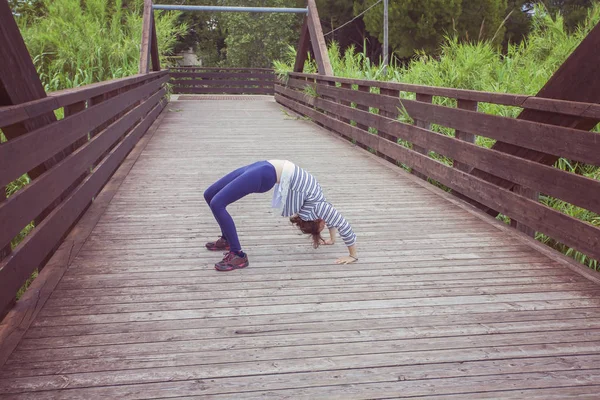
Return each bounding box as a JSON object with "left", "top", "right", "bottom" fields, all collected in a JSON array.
[{"left": 204, "top": 161, "right": 277, "bottom": 252}]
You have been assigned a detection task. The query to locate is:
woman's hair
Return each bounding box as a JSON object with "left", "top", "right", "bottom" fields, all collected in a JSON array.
[{"left": 290, "top": 215, "right": 324, "bottom": 248}]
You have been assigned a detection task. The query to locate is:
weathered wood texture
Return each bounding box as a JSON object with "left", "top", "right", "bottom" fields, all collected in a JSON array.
[
  {"left": 0, "top": 71, "right": 168, "bottom": 317},
  {"left": 0, "top": 97, "right": 599, "bottom": 398},
  {"left": 170, "top": 68, "right": 276, "bottom": 95},
  {"left": 470, "top": 21, "right": 600, "bottom": 211},
  {"left": 275, "top": 75, "right": 600, "bottom": 265},
  {"left": 138, "top": 0, "right": 153, "bottom": 74},
  {"left": 293, "top": 0, "right": 333, "bottom": 75}
]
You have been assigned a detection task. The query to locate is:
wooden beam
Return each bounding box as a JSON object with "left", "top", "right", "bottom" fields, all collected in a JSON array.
[
  {"left": 150, "top": 13, "right": 161, "bottom": 72},
  {"left": 0, "top": 1, "right": 65, "bottom": 181},
  {"left": 305, "top": 0, "right": 333, "bottom": 76},
  {"left": 139, "top": 0, "right": 153, "bottom": 74},
  {"left": 293, "top": 18, "right": 311, "bottom": 73},
  {"left": 412, "top": 93, "right": 432, "bottom": 180},
  {"left": 468, "top": 22, "right": 600, "bottom": 214},
  {"left": 0, "top": 0, "right": 76, "bottom": 233}
]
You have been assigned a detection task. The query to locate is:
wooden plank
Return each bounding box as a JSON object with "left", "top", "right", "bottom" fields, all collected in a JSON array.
[
  {"left": 173, "top": 87, "right": 274, "bottom": 95},
  {"left": 49, "top": 72, "right": 166, "bottom": 107},
  {"left": 305, "top": 0, "right": 333, "bottom": 76},
  {"left": 170, "top": 67, "right": 274, "bottom": 72},
  {"left": 150, "top": 13, "right": 160, "bottom": 72},
  {"left": 0, "top": 89, "right": 166, "bottom": 251},
  {"left": 36, "top": 288, "right": 600, "bottom": 318},
  {"left": 453, "top": 99, "right": 477, "bottom": 172},
  {"left": 0, "top": 75, "right": 168, "bottom": 188},
  {"left": 171, "top": 79, "right": 275, "bottom": 87},
  {"left": 0, "top": 98, "right": 168, "bottom": 370},
  {"left": 0, "top": 1, "right": 66, "bottom": 183},
  {"left": 21, "top": 304, "right": 595, "bottom": 339},
  {"left": 3, "top": 362, "right": 600, "bottom": 399},
  {"left": 42, "top": 278, "right": 592, "bottom": 308},
  {"left": 288, "top": 72, "right": 600, "bottom": 120},
  {"left": 482, "top": 20, "right": 600, "bottom": 168},
  {"left": 0, "top": 99, "right": 167, "bottom": 317},
  {"left": 274, "top": 93, "right": 600, "bottom": 260},
  {"left": 138, "top": 0, "right": 153, "bottom": 74},
  {"left": 293, "top": 18, "right": 311, "bottom": 73},
  {"left": 0, "top": 100, "right": 52, "bottom": 130},
  {"left": 9, "top": 321, "right": 600, "bottom": 365},
  {"left": 275, "top": 85, "right": 600, "bottom": 215},
  {"left": 307, "top": 81, "right": 600, "bottom": 165},
  {"left": 170, "top": 72, "right": 275, "bottom": 80},
  {"left": 4, "top": 331, "right": 600, "bottom": 392}
]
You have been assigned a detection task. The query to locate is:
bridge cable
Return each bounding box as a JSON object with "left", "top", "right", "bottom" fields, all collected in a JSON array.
[{"left": 323, "top": 0, "right": 383, "bottom": 37}]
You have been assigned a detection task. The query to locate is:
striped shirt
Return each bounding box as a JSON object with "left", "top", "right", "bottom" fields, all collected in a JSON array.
[{"left": 281, "top": 165, "right": 356, "bottom": 247}]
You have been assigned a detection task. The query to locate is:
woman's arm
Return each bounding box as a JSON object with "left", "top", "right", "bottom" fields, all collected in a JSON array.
[
  {"left": 315, "top": 203, "right": 358, "bottom": 264},
  {"left": 321, "top": 227, "right": 336, "bottom": 245}
]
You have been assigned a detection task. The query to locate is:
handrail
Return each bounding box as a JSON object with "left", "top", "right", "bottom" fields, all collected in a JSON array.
[
  {"left": 275, "top": 73, "right": 600, "bottom": 266},
  {"left": 0, "top": 73, "right": 169, "bottom": 315},
  {"left": 287, "top": 72, "right": 600, "bottom": 120},
  {"left": 170, "top": 67, "right": 276, "bottom": 95},
  {"left": 0, "top": 72, "right": 167, "bottom": 129}
]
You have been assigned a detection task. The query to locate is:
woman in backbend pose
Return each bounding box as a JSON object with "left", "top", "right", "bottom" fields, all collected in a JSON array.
[{"left": 203, "top": 160, "right": 357, "bottom": 271}]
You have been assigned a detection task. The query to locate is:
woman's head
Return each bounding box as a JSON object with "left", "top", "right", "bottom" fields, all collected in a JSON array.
[{"left": 290, "top": 215, "right": 325, "bottom": 248}]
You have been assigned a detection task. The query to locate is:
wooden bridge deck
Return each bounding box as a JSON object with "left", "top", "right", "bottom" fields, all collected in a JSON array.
[{"left": 1, "top": 96, "right": 600, "bottom": 399}]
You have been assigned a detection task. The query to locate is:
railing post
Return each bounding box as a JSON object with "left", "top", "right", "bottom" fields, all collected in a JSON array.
[
  {"left": 355, "top": 85, "right": 371, "bottom": 152},
  {"left": 510, "top": 186, "right": 538, "bottom": 237},
  {"left": 64, "top": 100, "right": 90, "bottom": 193},
  {"left": 412, "top": 93, "right": 432, "bottom": 180},
  {"left": 453, "top": 99, "right": 477, "bottom": 172},
  {"left": 378, "top": 87, "right": 399, "bottom": 164},
  {"left": 339, "top": 83, "right": 352, "bottom": 124}
]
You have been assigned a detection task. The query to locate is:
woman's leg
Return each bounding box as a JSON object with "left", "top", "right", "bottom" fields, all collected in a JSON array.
[
  {"left": 204, "top": 164, "right": 250, "bottom": 239},
  {"left": 209, "top": 162, "right": 276, "bottom": 252}
]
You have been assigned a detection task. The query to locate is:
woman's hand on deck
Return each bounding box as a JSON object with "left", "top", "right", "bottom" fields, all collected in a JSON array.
[{"left": 335, "top": 255, "right": 358, "bottom": 264}]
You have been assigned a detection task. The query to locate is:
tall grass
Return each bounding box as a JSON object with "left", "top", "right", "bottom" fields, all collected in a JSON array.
[
  {"left": 274, "top": 3, "right": 600, "bottom": 270},
  {"left": 2, "top": 0, "right": 188, "bottom": 300},
  {"left": 18, "top": 0, "right": 187, "bottom": 91}
]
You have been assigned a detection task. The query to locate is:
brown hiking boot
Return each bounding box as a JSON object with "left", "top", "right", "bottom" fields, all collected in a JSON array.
[
  {"left": 215, "top": 251, "right": 249, "bottom": 271},
  {"left": 205, "top": 236, "right": 230, "bottom": 251}
]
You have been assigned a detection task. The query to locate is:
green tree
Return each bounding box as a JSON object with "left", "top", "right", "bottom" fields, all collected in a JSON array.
[
  {"left": 154, "top": 0, "right": 227, "bottom": 66},
  {"left": 456, "top": 0, "right": 508, "bottom": 44},
  {"left": 356, "top": 0, "right": 462, "bottom": 59},
  {"left": 544, "top": 0, "right": 596, "bottom": 31},
  {"left": 218, "top": 0, "right": 302, "bottom": 68},
  {"left": 503, "top": 0, "right": 535, "bottom": 46}
]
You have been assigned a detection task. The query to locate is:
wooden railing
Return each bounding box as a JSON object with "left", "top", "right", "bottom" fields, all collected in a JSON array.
[
  {"left": 170, "top": 67, "right": 276, "bottom": 95},
  {"left": 275, "top": 72, "right": 600, "bottom": 264},
  {"left": 0, "top": 71, "right": 169, "bottom": 314}
]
